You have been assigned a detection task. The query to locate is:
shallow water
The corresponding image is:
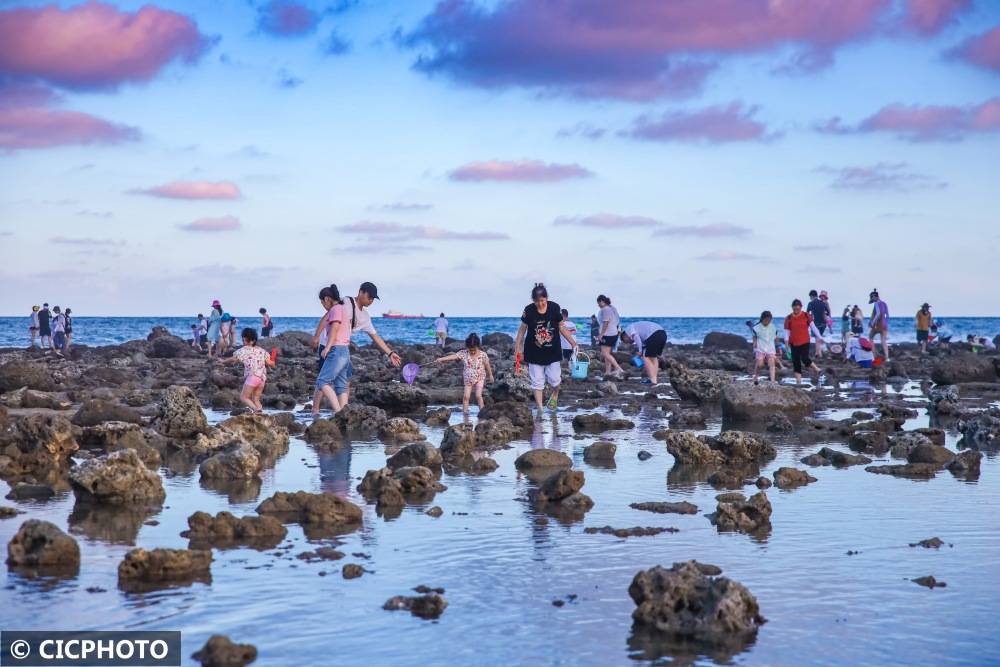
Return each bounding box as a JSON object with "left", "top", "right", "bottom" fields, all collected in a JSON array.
[{"left": 2, "top": 387, "right": 999, "bottom": 666}]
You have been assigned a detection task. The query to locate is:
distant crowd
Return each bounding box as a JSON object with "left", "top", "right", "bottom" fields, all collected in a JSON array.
[
  {"left": 188, "top": 301, "right": 273, "bottom": 359},
  {"left": 27, "top": 303, "right": 73, "bottom": 357}
]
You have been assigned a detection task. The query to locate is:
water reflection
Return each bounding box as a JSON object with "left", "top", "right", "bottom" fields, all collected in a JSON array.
[{"left": 68, "top": 503, "right": 159, "bottom": 545}]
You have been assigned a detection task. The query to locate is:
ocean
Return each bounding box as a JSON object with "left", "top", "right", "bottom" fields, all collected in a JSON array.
[{"left": 1, "top": 315, "right": 997, "bottom": 348}]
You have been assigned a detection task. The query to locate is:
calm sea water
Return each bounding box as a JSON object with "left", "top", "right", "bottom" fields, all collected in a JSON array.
[
  {"left": 2, "top": 316, "right": 998, "bottom": 348},
  {"left": 1, "top": 389, "right": 998, "bottom": 666}
]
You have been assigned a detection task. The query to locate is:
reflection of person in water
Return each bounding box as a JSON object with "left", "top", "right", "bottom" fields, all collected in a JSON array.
[{"left": 317, "top": 446, "right": 353, "bottom": 498}]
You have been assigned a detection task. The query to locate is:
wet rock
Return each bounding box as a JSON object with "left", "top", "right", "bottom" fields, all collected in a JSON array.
[
  {"left": 755, "top": 476, "right": 772, "bottom": 489},
  {"left": 0, "top": 505, "right": 22, "bottom": 518},
  {"left": 596, "top": 381, "right": 618, "bottom": 396},
  {"left": 6, "top": 519, "right": 80, "bottom": 573},
  {"left": 888, "top": 432, "right": 935, "bottom": 459},
  {"left": 947, "top": 450, "right": 982, "bottom": 479},
  {"left": 848, "top": 431, "right": 889, "bottom": 455},
  {"left": 383, "top": 593, "right": 448, "bottom": 619},
  {"left": 393, "top": 466, "right": 446, "bottom": 495},
  {"left": 118, "top": 547, "right": 212, "bottom": 591},
  {"left": 199, "top": 444, "right": 261, "bottom": 480},
  {"left": 192, "top": 635, "right": 257, "bottom": 667},
  {"left": 514, "top": 449, "right": 572, "bottom": 470},
  {"left": 708, "top": 492, "right": 772, "bottom": 535},
  {"left": 182, "top": 511, "right": 286, "bottom": 549},
  {"left": 296, "top": 547, "right": 345, "bottom": 562},
  {"left": 304, "top": 418, "right": 343, "bottom": 446},
  {"left": 668, "top": 409, "right": 707, "bottom": 427},
  {"left": 342, "top": 563, "right": 364, "bottom": 579},
  {"left": 572, "top": 413, "right": 635, "bottom": 432},
  {"left": 904, "top": 441, "right": 953, "bottom": 465},
  {"left": 659, "top": 430, "right": 774, "bottom": 467},
  {"left": 70, "top": 450, "right": 165, "bottom": 506},
  {"left": 474, "top": 417, "right": 524, "bottom": 446},
  {"left": 72, "top": 399, "right": 142, "bottom": 427},
  {"left": 864, "top": 463, "right": 942, "bottom": 479},
  {"left": 78, "top": 422, "right": 160, "bottom": 467},
  {"left": 629, "top": 501, "right": 698, "bottom": 515},
  {"left": 480, "top": 399, "right": 535, "bottom": 429},
  {"left": 0, "top": 360, "right": 55, "bottom": 392},
  {"left": 583, "top": 441, "right": 617, "bottom": 463},
  {"left": 1, "top": 387, "right": 71, "bottom": 410},
  {"left": 958, "top": 407, "right": 1000, "bottom": 450},
  {"left": 931, "top": 354, "right": 997, "bottom": 385},
  {"left": 765, "top": 412, "right": 793, "bottom": 433},
  {"left": 379, "top": 417, "right": 423, "bottom": 443},
  {"left": 629, "top": 560, "right": 765, "bottom": 649},
  {"left": 387, "top": 442, "right": 442, "bottom": 471},
  {"left": 440, "top": 423, "right": 476, "bottom": 460},
  {"left": 800, "top": 447, "right": 871, "bottom": 467},
  {"left": 217, "top": 414, "right": 290, "bottom": 459},
  {"left": 423, "top": 407, "right": 452, "bottom": 427},
  {"left": 637, "top": 450, "right": 653, "bottom": 461},
  {"left": 800, "top": 417, "right": 856, "bottom": 438},
  {"left": 703, "top": 332, "right": 752, "bottom": 352},
  {"left": 426, "top": 506, "right": 443, "bottom": 518},
  {"left": 707, "top": 469, "right": 749, "bottom": 490},
  {"left": 772, "top": 467, "right": 817, "bottom": 489},
  {"left": 585, "top": 525, "right": 678, "bottom": 537},
  {"left": 721, "top": 383, "right": 814, "bottom": 423},
  {"left": 155, "top": 386, "right": 208, "bottom": 439},
  {"left": 929, "top": 385, "right": 959, "bottom": 414},
  {"left": 256, "top": 491, "right": 363, "bottom": 529},
  {"left": 659, "top": 430, "right": 723, "bottom": 466},
  {"left": 268, "top": 412, "right": 305, "bottom": 435},
  {"left": 482, "top": 332, "right": 514, "bottom": 349},
  {"left": 352, "top": 382, "right": 428, "bottom": 413},
  {"left": 912, "top": 576, "right": 946, "bottom": 589},
  {"left": 488, "top": 374, "right": 533, "bottom": 402},
  {"left": 909, "top": 537, "right": 945, "bottom": 549},
  {"left": 877, "top": 402, "right": 918, "bottom": 420},
  {"left": 0, "top": 413, "right": 78, "bottom": 477},
  {"left": 667, "top": 363, "right": 735, "bottom": 404},
  {"left": 6, "top": 483, "right": 55, "bottom": 500},
  {"left": 332, "top": 404, "right": 388, "bottom": 436},
  {"left": 531, "top": 469, "right": 585, "bottom": 503}
]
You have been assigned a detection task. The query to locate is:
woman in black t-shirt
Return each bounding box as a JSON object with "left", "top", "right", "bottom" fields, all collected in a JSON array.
[{"left": 515, "top": 283, "right": 578, "bottom": 414}]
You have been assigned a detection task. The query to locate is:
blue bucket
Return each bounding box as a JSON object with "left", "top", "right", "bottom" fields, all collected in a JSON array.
[
  {"left": 571, "top": 351, "right": 590, "bottom": 380},
  {"left": 632, "top": 355, "right": 644, "bottom": 368}
]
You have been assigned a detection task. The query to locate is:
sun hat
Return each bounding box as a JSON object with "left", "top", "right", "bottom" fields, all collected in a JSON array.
[{"left": 212, "top": 299, "right": 221, "bottom": 307}]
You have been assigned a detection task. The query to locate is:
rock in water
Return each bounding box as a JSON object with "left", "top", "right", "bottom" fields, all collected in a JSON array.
[
  {"left": 721, "top": 383, "right": 814, "bottom": 423},
  {"left": 514, "top": 449, "right": 572, "bottom": 470},
  {"left": 256, "top": 491, "right": 362, "bottom": 529},
  {"left": 332, "top": 404, "right": 388, "bottom": 436},
  {"left": 118, "top": 547, "right": 212, "bottom": 591},
  {"left": 667, "top": 363, "right": 735, "bottom": 404},
  {"left": 488, "top": 374, "right": 533, "bottom": 402},
  {"left": 192, "top": 635, "right": 257, "bottom": 667},
  {"left": 383, "top": 593, "right": 448, "bottom": 619},
  {"left": 708, "top": 492, "right": 772, "bottom": 535},
  {"left": 630, "top": 501, "right": 698, "bottom": 515},
  {"left": 572, "top": 413, "right": 635, "bottom": 433},
  {"left": 155, "top": 386, "right": 208, "bottom": 439},
  {"left": 583, "top": 441, "right": 617, "bottom": 463},
  {"left": 772, "top": 467, "right": 817, "bottom": 489},
  {"left": 199, "top": 444, "right": 262, "bottom": 480},
  {"left": 6, "top": 519, "right": 80, "bottom": 573},
  {"left": 181, "top": 511, "right": 287, "bottom": 549},
  {"left": 70, "top": 450, "right": 165, "bottom": 506},
  {"left": 629, "top": 560, "right": 765, "bottom": 647},
  {"left": 386, "top": 442, "right": 442, "bottom": 471},
  {"left": 0, "top": 413, "right": 78, "bottom": 476},
  {"left": 352, "top": 382, "right": 428, "bottom": 413},
  {"left": 379, "top": 417, "right": 424, "bottom": 443}
]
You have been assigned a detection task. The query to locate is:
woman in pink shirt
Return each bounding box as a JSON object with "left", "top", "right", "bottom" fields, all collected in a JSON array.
[{"left": 312, "top": 284, "right": 352, "bottom": 417}]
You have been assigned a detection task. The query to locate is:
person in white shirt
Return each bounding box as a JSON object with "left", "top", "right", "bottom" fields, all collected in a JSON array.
[
  {"left": 846, "top": 334, "right": 875, "bottom": 368},
  {"left": 750, "top": 311, "right": 777, "bottom": 385},
  {"left": 434, "top": 313, "right": 449, "bottom": 347},
  {"left": 559, "top": 309, "right": 578, "bottom": 366},
  {"left": 596, "top": 294, "right": 624, "bottom": 378},
  {"left": 621, "top": 321, "right": 667, "bottom": 384}
]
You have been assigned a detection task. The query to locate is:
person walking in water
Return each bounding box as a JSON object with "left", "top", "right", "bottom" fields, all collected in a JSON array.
[
  {"left": 218, "top": 328, "right": 275, "bottom": 413},
  {"left": 915, "top": 303, "right": 933, "bottom": 354},
  {"left": 430, "top": 332, "right": 494, "bottom": 414},
  {"left": 331, "top": 282, "right": 402, "bottom": 410},
  {"left": 596, "top": 294, "right": 624, "bottom": 379},
  {"left": 313, "top": 284, "right": 349, "bottom": 417},
  {"left": 868, "top": 289, "right": 890, "bottom": 361},
  {"left": 621, "top": 321, "right": 667, "bottom": 385},
  {"left": 560, "top": 309, "right": 578, "bottom": 367},
  {"left": 434, "top": 313, "right": 449, "bottom": 347},
  {"left": 259, "top": 307, "right": 273, "bottom": 338},
  {"left": 784, "top": 299, "right": 823, "bottom": 385},
  {"left": 28, "top": 306, "right": 40, "bottom": 347},
  {"left": 515, "top": 283, "right": 577, "bottom": 415},
  {"left": 751, "top": 311, "right": 778, "bottom": 385},
  {"left": 206, "top": 301, "right": 223, "bottom": 357}
]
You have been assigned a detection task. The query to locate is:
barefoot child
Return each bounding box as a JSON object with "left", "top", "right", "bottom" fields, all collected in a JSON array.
[
  {"left": 751, "top": 311, "right": 777, "bottom": 384},
  {"left": 431, "top": 333, "right": 494, "bottom": 414},
  {"left": 219, "top": 328, "right": 274, "bottom": 413}
]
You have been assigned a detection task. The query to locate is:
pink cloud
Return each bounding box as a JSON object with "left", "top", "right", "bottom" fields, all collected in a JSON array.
[
  {"left": 256, "top": 1, "right": 320, "bottom": 36},
  {"left": 0, "top": 105, "right": 139, "bottom": 151},
  {"left": 401, "top": 1, "right": 969, "bottom": 100},
  {"left": 951, "top": 25, "right": 1000, "bottom": 73},
  {"left": 449, "top": 159, "right": 592, "bottom": 183},
  {"left": 814, "top": 162, "right": 948, "bottom": 191},
  {"left": 0, "top": 2, "right": 212, "bottom": 90},
  {"left": 130, "top": 181, "right": 242, "bottom": 200},
  {"left": 697, "top": 250, "right": 764, "bottom": 261},
  {"left": 554, "top": 214, "right": 659, "bottom": 229},
  {"left": 179, "top": 216, "right": 241, "bottom": 232},
  {"left": 624, "top": 102, "right": 776, "bottom": 143},
  {"left": 817, "top": 98, "right": 1000, "bottom": 141},
  {"left": 337, "top": 220, "right": 508, "bottom": 241},
  {"left": 654, "top": 223, "right": 752, "bottom": 237}
]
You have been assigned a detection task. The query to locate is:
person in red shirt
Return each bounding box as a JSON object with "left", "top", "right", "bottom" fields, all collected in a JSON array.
[{"left": 784, "top": 299, "right": 822, "bottom": 385}]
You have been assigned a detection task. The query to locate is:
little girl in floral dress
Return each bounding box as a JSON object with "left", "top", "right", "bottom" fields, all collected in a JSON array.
[{"left": 431, "top": 332, "right": 494, "bottom": 414}]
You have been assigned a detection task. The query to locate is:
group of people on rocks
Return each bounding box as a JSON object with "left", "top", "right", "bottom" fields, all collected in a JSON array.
[
  {"left": 27, "top": 303, "right": 73, "bottom": 356},
  {"left": 190, "top": 303, "right": 273, "bottom": 358}
]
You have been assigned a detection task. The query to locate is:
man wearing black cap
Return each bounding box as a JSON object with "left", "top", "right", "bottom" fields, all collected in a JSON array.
[
  {"left": 915, "top": 302, "right": 933, "bottom": 354},
  {"left": 336, "top": 282, "right": 402, "bottom": 406}
]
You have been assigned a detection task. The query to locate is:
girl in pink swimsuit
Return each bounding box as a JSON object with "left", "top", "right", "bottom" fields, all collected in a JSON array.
[
  {"left": 218, "top": 328, "right": 275, "bottom": 413},
  {"left": 431, "top": 333, "right": 495, "bottom": 414}
]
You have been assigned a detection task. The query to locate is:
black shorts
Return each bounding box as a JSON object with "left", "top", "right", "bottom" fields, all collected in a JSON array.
[
  {"left": 261, "top": 327, "right": 272, "bottom": 338},
  {"left": 600, "top": 335, "right": 618, "bottom": 348},
  {"left": 39, "top": 327, "right": 51, "bottom": 337},
  {"left": 562, "top": 349, "right": 573, "bottom": 361},
  {"left": 816, "top": 323, "right": 827, "bottom": 335},
  {"left": 643, "top": 329, "right": 667, "bottom": 358},
  {"left": 916, "top": 330, "right": 929, "bottom": 343},
  {"left": 790, "top": 343, "right": 812, "bottom": 374}
]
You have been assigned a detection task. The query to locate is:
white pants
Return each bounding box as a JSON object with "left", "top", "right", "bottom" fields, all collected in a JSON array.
[{"left": 528, "top": 362, "right": 561, "bottom": 391}]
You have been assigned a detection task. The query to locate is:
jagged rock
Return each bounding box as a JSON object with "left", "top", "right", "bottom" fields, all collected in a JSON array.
[
  {"left": 721, "top": 383, "right": 814, "bottom": 423},
  {"left": 659, "top": 430, "right": 774, "bottom": 466},
  {"left": 910, "top": 537, "right": 945, "bottom": 549},
  {"left": 865, "top": 463, "right": 942, "bottom": 479},
  {"left": 70, "top": 450, "right": 165, "bottom": 506},
  {"left": 383, "top": 593, "right": 448, "bottom": 619},
  {"left": 118, "top": 547, "right": 212, "bottom": 591},
  {"left": 667, "top": 363, "right": 735, "bottom": 404},
  {"left": 192, "top": 635, "right": 257, "bottom": 667},
  {"left": 658, "top": 430, "right": 723, "bottom": 465},
  {"left": 773, "top": 467, "right": 817, "bottom": 489},
  {"left": 572, "top": 413, "right": 635, "bottom": 432},
  {"left": 907, "top": 444, "right": 954, "bottom": 465},
  {"left": 488, "top": 374, "right": 533, "bottom": 402},
  {"left": 669, "top": 409, "right": 706, "bottom": 427},
  {"left": 585, "top": 526, "right": 677, "bottom": 537},
  {"left": 256, "top": 491, "right": 363, "bottom": 528},
  {"left": 482, "top": 332, "right": 514, "bottom": 349},
  {"left": 531, "top": 469, "right": 585, "bottom": 503},
  {"left": 765, "top": 412, "right": 793, "bottom": 433},
  {"left": 304, "top": 418, "right": 343, "bottom": 446},
  {"left": 342, "top": 563, "right": 364, "bottom": 579},
  {"left": 958, "top": 407, "right": 1000, "bottom": 450},
  {"left": 630, "top": 501, "right": 698, "bottom": 515},
  {"left": 5, "top": 483, "right": 55, "bottom": 500},
  {"left": 947, "top": 450, "right": 982, "bottom": 478},
  {"left": 707, "top": 468, "right": 750, "bottom": 489},
  {"left": 423, "top": 407, "right": 452, "bottom": 427},
  {"left": 155, "top": 386, "right": 208, "bottom": 439},
  {"left": 352, "top": 382, "right": 428, "bottom": 413},
  {"left": 357, "top": 468, "right": 405, "bottom": 507},
  {"left": 199, "top": 443, "right": 262, "bottom": 479},
  {"left": 629, "top": 560, "right": 765, "bottom": 647},
  {"left": 1, "top": 388, "right": 70, "bottom": 410},
  {"left": 0, "top": 361, "right": 55, "bottom": 392},
  {"left": 148, "top": 335, "right": 196, "bottom": 359},
  {"left": 888, "top": 432, "right": 935, "bottom": 459},
  {"left": 514, "top": 449, "right": 572, "bottom": 470},
  {"left": 931, "top": 354, "right": 997, "bottom": 385},
  {"left": 386, "top": 442, "right": 442, "bottom": 471},
  {"left": 800, "top": 447, "right": 871, "bottom": 467},
  {"left": 440, "top": 423, "right": 476, "bottom": 460},
  {"left": 217, "top": 414, "right": 289, "bottom": 458},
  {"left": 583, "top": 441, "right": 617, "bottom": 463},
  {"left": 379, "top": 417, "right": 423, "bottom": 443},
  {"left": 72, "top": 399, "right": 142, "bottom": 427},
  {"left": 332, "top": 404, "right": 388, "bottom": 436},
  {"left": 481, "top": 398, "right": 535, "bottom": 429},
  {"left": 6, "top": 519, "right": 80, "bottom": 572},
  {"left": 182, "top": 511, "right": 286, "bottom": 549},
  {"left": 877, "top": 402, "right": 918, "bottom": 420},
  {"left": 755, "top": 476, "right": 772, "bottom": 489},
  {"left": 0, "top": 413, "right": 78, "bottom": 476},
  {"left": 708, "top": 492, "right": 772, "bottom": 535},
  {"left": 78, "top": 422, "right": 159, "bottom": 466},
  {"left": 800, "top": 417, "right": 856, "bottom": 437},
  {"left": 848, "top": 431, "right": 889, "bottom": 454},
  {"left": 474, "top": 417, "right": 523, "bottom": 446},
  {"left": 912, "top": 575, "right": 946, "bottom": 589},
  {"left": 393, "top": 466, "right": 446, "bottom": 495}
]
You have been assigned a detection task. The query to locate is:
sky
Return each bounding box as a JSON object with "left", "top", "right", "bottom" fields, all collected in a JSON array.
[{"left": 0, "top": 0, "right": 998, "bottom": 318}]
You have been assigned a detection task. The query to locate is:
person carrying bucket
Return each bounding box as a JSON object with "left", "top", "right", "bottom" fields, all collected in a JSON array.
[
  {"left": 430, "top": 332, "right": 494, "bottom": 414},
  {"left": 620, "top": 321, "right": 666, "bottom": 385},
  {"left": 515, "top": 283, "right": 578, "bottom": 415},
  {"left": 559, "top": 308, "right": 578, "bottom": 368}
]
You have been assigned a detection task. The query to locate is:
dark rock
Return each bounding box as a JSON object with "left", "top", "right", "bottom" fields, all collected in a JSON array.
[
  {"left": 332, "top": 404, "right": 388, "bottom": 436},
  {"left": 801, "top": 447, "right": 871, "bottom": 467},
  {"left": 669, "top": 409, "right": 707, "bottom": 427},
  {"left": 707, "top": 492, "right": 772, "bottom": 535},
  {"left": 0, "top": 361, "right": 55, "bottom": 392},
  {"left": 256, "top": 491, "right": 362, "bottom": 529},
  {"left": 474, "top": 418, "right": 523, "bottom": 446},
  {"left": 0, "top": 413, "right": 78, "bottom": 476},
  {"left": 572, "top": 413, "right": 635, "bottom": 433},
  {"left": 947, "top": 450, "right": 982, "bottom": 478},
  {"left": 583, "top": 441, "right": 617, "bottom": 463},
  {"left": 72, "top": 399, "right": 142, "bottom": 427},
  {"left": 5, "top": 483, "right": 55, "bottom": 500},
  {"left": 848, "top": 431, "right": 889, "bottom": 454},
  {"left": 958, "top": 407, "right": 1000, "bottom": 450},
  {"left": 531, "top": 469, "right": 585, "bottom": 503},
  {"left": 754, "top": 476, "right": 772, "bottom": 489},
  {"left": 383, "top": 593, "right": 448, "bottom": 619},
  {"left": 703, "top": 332, "right": 752, "bottom": 352},
  {"left": 199, "top": 444, "right": 261, "bottom": 480},
  {"left": 342, "top": 563, "right": 364, "bottom": 579},
  {"left": 423, "top": 407, "right": 452, "bottom": 427},
  {"left": 912, "top": 576, "right": 946, "bottom": 589},
  {"left": 765, "top": 412, "right": 793, "bottom": 432},
  {"left": 191, "top": 635, "right": 257, "bottom": 667},
  {"left": 721, "top": 383, "right": 814, "bottom": 423},
  {"left": 440, "top": 423, "right": 476, "bottom": 460},
  {"left": 907, "top": 443, "right": 954, "bottom": 465},
  {"left": 155, "top": 386, "right": 208, "bottom": 439},
  {"left": 707, "top": 469, "right": 749, "bottom": 490},
  {"left": 182, "top": 511, "right": 286, "bottom": 549},
  {"left": 387, "top": 442, "right": 442, "bottom": 471},
  {"left": 585, "top": 525, "right": 678, "bottom": 538},
  {"left": 488, "top": 374, "right": 533, "bottom": 402},
  {"left": 629, "top": 501, "right": 698, "bottom": 515},
  {"left": 637, "top": 450, "right": 653, "bottom": 461},
  {"left": 480, "top": 400, "right": 535, "bottom": 429},
  {"left": 514, "top": 449, "right": 571, "bottom": 470},
  {"left": 909, "top": 537, "right": 945, "bottom": 549},
  {"left": 6, "top": 519, "right": 80, "bottom": 573},
  {"left": 667, "top": 363, "right": 735, "bottom": 404},
  {"left": 772, "top": 467, "right": 817, "bottom": 489},
  {"left": 304, "top": 418, "right": 343, "bottom": 446},
  {"left": 931, "top": 354, "right": 997, "bottom": 385},
  {"left": 379, "top": 417, "right": 424, "bottom": 443},
  {"left": 352, "top": 382, "right": 428, "bottom": 413},
  {"left": 864, "top": 463, "right": 941, "bottom": 479},
  {"left": 148, "top": 335, "right": 196, "bottom": 359},
  {"left": 118, "top": 547, "right": 212, "bottom": 591}
]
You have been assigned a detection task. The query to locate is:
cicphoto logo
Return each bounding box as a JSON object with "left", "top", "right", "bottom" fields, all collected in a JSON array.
[{"left": 1, "top": 631, "right": 181, "bottom": 666}]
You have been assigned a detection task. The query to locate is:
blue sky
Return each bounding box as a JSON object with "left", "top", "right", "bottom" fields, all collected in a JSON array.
[{"left": 1, "top": 0, "right": 998, "bottom": 317}]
